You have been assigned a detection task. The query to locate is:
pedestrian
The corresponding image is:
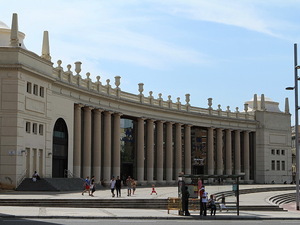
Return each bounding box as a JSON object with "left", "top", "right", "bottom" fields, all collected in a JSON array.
[
  {"left": 150, "top": 184, "right": 157, "bottom": 195},
  {"left": 90, "top": 176, "right": 96, "bottom": 197},
  {"left": 200, "top": 186, "right": 208, "bottom": 216},
  {"left": 208, "top": 194, "right": 217, "bottom": 216},
  {"left": 116, "top": 176, "right": 122, "bottom": 197},
  {"left": 126, "top": 176, "right": 132, "bottom": 196},
  {"left": 82, "top": 176, "right": 91, "bottom": 196},
  {"left": 32, "top": 171, "right": 40, "bottom": 182},
  {"left": 110, "top": 176, "right": 116, "bottom": 197},
  {"left": 183, "top": 186, "right": 190, "bottom": 216},
  {"left": 132, "top": 178, "right": 137, "bottom": 195}
]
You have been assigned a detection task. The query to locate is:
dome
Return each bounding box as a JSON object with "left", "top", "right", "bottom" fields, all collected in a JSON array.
[
  {"left": 0, "top": 21, "right": 9, "bottom": 29},
  {"left": 245, "top": 95, "right": 281, "bottom": 113},
  {"left": 0, "top": 19, "right": 26, "bottom": 49}
]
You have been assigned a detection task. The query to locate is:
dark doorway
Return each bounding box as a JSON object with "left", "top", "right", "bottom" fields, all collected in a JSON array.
[{"left": 52, "top": 118, "right": 68, "bottom": 177}]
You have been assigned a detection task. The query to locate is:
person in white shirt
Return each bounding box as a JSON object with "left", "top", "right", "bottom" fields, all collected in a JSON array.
[
  {"left": 201, "top": 187, "right": 208, "bottom": 216},
  {"left": 110, "top": 176, "right": 116, "bottom": 197}
]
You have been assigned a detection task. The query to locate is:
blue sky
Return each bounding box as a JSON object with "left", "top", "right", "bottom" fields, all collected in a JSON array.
[{"left": 2, "top": 0, "right": 300, "bottom": 124}]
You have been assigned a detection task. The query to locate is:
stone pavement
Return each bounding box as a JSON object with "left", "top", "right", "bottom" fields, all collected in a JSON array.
[{"left": 0, "top": 184, "right": 300, "bottom": 220}]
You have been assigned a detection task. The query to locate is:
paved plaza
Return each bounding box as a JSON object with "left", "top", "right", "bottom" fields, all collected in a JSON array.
[{"left": 0, "top": 184, "right": 299, "bottom": 220}]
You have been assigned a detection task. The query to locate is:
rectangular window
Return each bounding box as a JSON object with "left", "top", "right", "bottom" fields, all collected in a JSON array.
[
  {"left": 39, "top": 124, "right": 44, "bottom": 135},
  {"left": 27, "top": 82, "right": 32, "bottom": 93},
  {"left": 33, "top": 123, "right": 38, "bottom": 134},
  {"left": 26, "top": 122, "right": 31, "bottom": 133},
  {"left": 271, "top": 160, "right": 275, "bottom": 170},
  {"left": 281, "top": 150, "right": 285, "bottom": 155},
  {"left": 271, "top": 149, "right": 275, "bottom": 155},
  {"left": 40, "top": 86, "right": 44, "bottom": 97},
  {"left": 33, "top": 84, "right": 38, "bottom": 95},
  {"left": 276, "top": 149, "right": 280, "bottom": 155},
  {"left": 282, "top": 161, "right": 285, "bottom": 171},
  {"left": 277, "top": 160, "right": 280, "bottom": 170}
]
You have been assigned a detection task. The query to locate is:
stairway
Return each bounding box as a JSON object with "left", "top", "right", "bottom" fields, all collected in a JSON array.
[
  {"left": 16, "top": 178, "right": 85, "bottom": 191},
  {"left": 0, "top": 199, "right": 168, "bottom": 209}
]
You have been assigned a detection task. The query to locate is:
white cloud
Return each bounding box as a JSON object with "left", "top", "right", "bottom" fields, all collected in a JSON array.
[{"left": 157, "top": 0, "right": 298, "bottom": 38}]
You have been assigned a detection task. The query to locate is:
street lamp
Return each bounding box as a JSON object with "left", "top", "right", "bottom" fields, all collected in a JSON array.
[{"left": 286, "top": 43, "right": 300, "bottom": 210}]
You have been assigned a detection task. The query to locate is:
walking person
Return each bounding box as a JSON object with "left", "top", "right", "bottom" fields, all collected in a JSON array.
[
  {"left": 115, "top": 176, "right": 122, "bottom": 197},
  {"left": 131, "top": 178, "right": 137, "bottom": 195},
  {"left": 208, "top": 194, "right": 217, "bottom": 216},
  {"left": 90, "top": 176, "right": 96, "bottom": 197},
  {"left": 126, "top": 176, "right": 132, "bottom": 196},
  {"left": 82, "top": 176, "right": 91, "bottom": 196},
  {"left": 110, "top": 176, "right": 116, "bottom": 197}
]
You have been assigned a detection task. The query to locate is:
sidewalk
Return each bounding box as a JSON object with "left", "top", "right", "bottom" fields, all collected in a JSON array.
[{"left": 0, "top": 184, "right": 299, "bottom": 220}]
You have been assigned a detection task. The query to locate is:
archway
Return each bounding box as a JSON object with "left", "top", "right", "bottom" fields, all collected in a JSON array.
[{"left": 52, "top": 118, "right": 68, "bottom": 177}]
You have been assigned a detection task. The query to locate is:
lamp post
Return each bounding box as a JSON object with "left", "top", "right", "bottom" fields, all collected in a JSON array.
[{"left": 286, "top": 43, "right": 300, "bottom": 210}]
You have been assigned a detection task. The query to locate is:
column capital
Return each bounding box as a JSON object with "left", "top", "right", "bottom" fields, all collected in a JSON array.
[
  {"left": 147, "top": 118, "right": 156, "bottom": 123},
  {"left": 83, "top": 106, "right": 94, "bottom": 111},
  {"left": 93, "top": 108, "right": 104, "bottom": 114},
  {"left": 137, "top": 117, "right": 146, "bottom": 122},
  {"left": 74, "top": 103, "right": 84, "bottom": 109},
  {"left": 184, "top": 124, "right": 193, "bottom": 128},
  {"left": 103, "top": 110, "right": 113, "bottom": 116},
  {"left": 156, "top": 120, "right": 165, "bottom": 124},
  {"left": 175, "top": 123, "right": 183, "bottom": 127},
  {"left": 114, "top": 112, "right": 123, "bottom": 117}
]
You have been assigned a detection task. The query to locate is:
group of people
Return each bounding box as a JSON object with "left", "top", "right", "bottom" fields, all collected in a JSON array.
[
  {"left": 183, "top": 185, "right": 226, "bottom": 217},
  {"left": 82, "top": 175, "right": 137, "bottom": 198},
  {"left": 82, "top": 176, "right": 96, "bottom": 197},
  {"left": 110, "top": 176, "right": 137, "bottom": 197}
]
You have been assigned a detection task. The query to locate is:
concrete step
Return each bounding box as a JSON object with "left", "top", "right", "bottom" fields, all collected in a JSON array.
[
  {"left": 0, "top": 199, "right": 168, "bottom": 209},
  {"left": 16, "top": 178, "right": 85, "bottom": 191},
  {"left": 0, "top": 198, "right": 285, "bottom": 211}
]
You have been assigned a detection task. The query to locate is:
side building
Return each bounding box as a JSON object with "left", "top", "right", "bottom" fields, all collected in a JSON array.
[{"left": 0, "top": 14, "right": 292, "bottom": 189}]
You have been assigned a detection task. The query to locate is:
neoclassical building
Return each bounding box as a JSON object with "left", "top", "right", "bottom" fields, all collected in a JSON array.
[{"left": 0, "top": 14, "right": 292, "bottom": 189}]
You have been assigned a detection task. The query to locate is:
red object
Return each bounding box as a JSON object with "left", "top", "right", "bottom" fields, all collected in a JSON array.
[{"left": 150, "top": 186, "right": 157, "bottom": 195}]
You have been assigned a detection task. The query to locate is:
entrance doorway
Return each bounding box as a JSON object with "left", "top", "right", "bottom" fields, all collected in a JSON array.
[{"left": 52, "top": 118, "right": 68, "bottom": 178}]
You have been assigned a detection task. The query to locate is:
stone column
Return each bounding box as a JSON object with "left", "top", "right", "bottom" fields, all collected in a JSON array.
[
  {"left": 175, "top": 123, "right": 182, "bottom": 179},
  {"left": 103, "top": 111, "right": 112, "bottom": 183},
  {"left": 225, "top": 129, "right": 232, "bottom": 176},
  {"left": 166, "top": 122, "right": 174, "bottom": 183},
  {"left": 93, "top": 109, "right": 102, "bottom": 183},
  {"left": 146, "top": 119, "right": 155, "bottom": 183},
  {"left": 156, "top": 120, "right": 164, "bottom": 183},
  {"left": 73, "top": 104, "right": 83, "bottom": 177},
  {"left": 184, "top": 125, "right": 192, "bottom": 175},
  {"left": 207, "top": 127, "right": 214, "bottom": 175},
  {"left": 83, "top": 106, "right": 93, "bottom": 177},
  {"left": 113, "top": 113, "right": 122, "bottom": 178},
  {"left": 234, "top": 130, "right": 241, "bottom": 175},
  {"left": 244, "top": 131, "right": 250, "bottom": 181},
  {"left": 137, "top": 118, "right": 145, "bottom": 184},
  {"left": 216, "top": 128, "right": 223, "bottom": 175}
]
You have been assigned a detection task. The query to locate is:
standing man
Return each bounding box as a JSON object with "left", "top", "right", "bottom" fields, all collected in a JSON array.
[
  {"left": 115, "top": 176, "right": 122, "bottom": 197},
  {"left": 110, "top": 176, "right": 116, "bottom": 197},
  {"left": 126, "top": 176, "right": 132, "bottom": 196}
]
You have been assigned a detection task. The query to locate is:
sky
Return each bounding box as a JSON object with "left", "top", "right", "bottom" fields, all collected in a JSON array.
[{"left": 2, "top": 0, "right": 300, "bottom": 124}]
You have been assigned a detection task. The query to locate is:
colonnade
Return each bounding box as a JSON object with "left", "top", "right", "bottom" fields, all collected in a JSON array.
[{"left": 73, "top": 104, "right": 253, "bottom": 184}]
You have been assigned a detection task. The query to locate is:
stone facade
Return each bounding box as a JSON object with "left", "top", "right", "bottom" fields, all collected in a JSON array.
[{"left": 0, "top": 14, "right": 292, "bottom": 189}]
